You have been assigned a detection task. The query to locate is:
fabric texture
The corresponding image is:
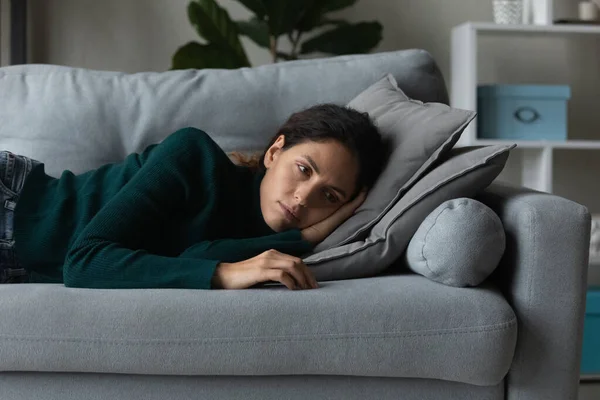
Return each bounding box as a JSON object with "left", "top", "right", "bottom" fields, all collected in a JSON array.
[
  {"left": 14, "top": 127, "right": 313, "bottom": 289},
  {"left": 314, "top": 74, "right": 476, "bottom": 251},
  {"left": 475, "top": 183, "right": 590, "bottom": 400},
  {"left": 304, "top": 145, "right": 515, "bottom": 282},
  {"left": 0, "top": 275, "right": 517, "bottom": 386},
  {"left": 404, "top": 198, "right": 506, "bottom": 287},
  {"left": 0, "top": 373, "right": 505, "bottom": 400},
  {"left": 0, "top": 50, "right": 448, "bottom": 179}
]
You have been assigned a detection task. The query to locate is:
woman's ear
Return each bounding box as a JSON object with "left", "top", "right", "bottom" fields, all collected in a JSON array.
[{"left": 264, "top": 135, "right": 285, "bottom": 169}]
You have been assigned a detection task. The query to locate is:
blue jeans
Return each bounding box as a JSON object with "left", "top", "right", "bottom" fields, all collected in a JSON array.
[{"left": 0, "top": 151, "right": 41, "bottom": 284}]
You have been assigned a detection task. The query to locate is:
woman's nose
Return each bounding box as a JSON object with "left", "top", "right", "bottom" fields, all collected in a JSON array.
[
  {"left": 294, "top": 185, "right": 315, "bottom": 206},
  {"left": 294, "top": 192, "right": 307, "bottom": 206}
]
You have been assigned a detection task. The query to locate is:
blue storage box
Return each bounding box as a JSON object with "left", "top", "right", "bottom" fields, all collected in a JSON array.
[
  {"left": 581, "top": 287, "right": 600, "bottom": 375},
  {"left": 477, "top": 84, "right": 571, "bottom": 141}
]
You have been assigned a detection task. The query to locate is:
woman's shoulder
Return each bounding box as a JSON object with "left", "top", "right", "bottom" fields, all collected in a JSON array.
[
  {"left": 161, "top": 127, "right": 219, "bottom": 150},
  {"left": 156, "top": 127, "right": 234, "bottom": 166}
]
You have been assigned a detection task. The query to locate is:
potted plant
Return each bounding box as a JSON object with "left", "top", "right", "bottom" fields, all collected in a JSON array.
[{"left": 172, "top": 0, "right": 383, "bottom": 69}]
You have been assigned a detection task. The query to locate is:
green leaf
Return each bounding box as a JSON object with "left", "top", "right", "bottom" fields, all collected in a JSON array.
[
  {"left": 319, "top": 19, "right": 349, "bottom": 26},
  {"left": 296, "top": 3, "right": 326, "bottom": 32},
  {"left": 300, "top": 22, "right": 382, "bottom": 55},
  {"left": 171, "top": 42, "right": 249, "bottom": 70},
  {"left": 261, "top": 0, "right": 311, "bottom": 36},
  {"left": 321, "top": 0, "right": 357, "bottom": 13},
  {"left": 236, "top": 0, "right": 267, "bottom": 19},
  {"left": 188, "top": 0, "right": 250, "bottom": 66},
  {"left": 236, "top": 18, "right": 270, "bottom": 48}
]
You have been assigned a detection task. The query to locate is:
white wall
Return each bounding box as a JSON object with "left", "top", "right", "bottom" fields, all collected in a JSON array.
[
  {"left": 24, "top": 0, "right": 503, "bottom": 75},
  {"left": 26, "top": 0, "right": 272, "bottom": 71},
  {"left": 16, "top": 0, "right": 600, "bottom": 215}
]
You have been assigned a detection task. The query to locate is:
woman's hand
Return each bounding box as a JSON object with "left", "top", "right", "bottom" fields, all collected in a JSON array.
[
  {"left": 300, "top": 189, "right": 368, "bottom": 245},
  {"left": 211, "top": 249, "right": 319, "bottom": 290}
]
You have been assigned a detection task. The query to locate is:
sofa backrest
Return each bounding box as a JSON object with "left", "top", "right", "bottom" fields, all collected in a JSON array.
[{"left": 0, "top": 49, "right": 448, "bottom": 177}]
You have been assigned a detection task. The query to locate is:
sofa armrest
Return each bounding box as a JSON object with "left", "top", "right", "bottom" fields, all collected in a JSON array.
[{"left": 476, "top": 182, "right": 591, "bottom": 400}]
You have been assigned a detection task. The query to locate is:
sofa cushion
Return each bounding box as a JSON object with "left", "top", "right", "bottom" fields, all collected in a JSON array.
[
  {"left": 303, "top": 144, "right": 515, "bottom": 281},
  {"left": 0, "top": 276, "right": 517, "bottom": 386},
  {"left": 404, "top": 198, "right": 506, "bottom": 287},
  {"left": 0, "top": 49, "right": 448, "bottom": 178},
  {"left": 314, "top": 74, "right": 476, "bottom": 251}
]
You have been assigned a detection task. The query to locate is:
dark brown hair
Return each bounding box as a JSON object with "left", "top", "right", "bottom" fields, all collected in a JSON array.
[{"left": 228, "top": 104, "right": 387, "bottom": 200}]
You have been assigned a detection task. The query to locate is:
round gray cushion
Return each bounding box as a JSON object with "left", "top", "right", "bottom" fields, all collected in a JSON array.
[{"left": 404, "top": 198, "right": 505, "bottom": 287}]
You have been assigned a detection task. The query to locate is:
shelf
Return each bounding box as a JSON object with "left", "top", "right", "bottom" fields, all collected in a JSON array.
[
  {"left": 450, "top": 21, "right": 600, "bottom": 194},
  {"left": 470, "top": 139, "right": 600, "bottom": 150},
  {"left": 455, "top": 21, "right": 600, "bottom": 35},
  {"left": 581, "top": 374, "right": 600, "bottom": 382}
]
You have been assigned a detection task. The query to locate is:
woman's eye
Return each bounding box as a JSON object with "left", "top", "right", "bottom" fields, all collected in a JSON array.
[
  {"left": 325, "top": 192, "right": 338, "bottom": 203},
  {"left": 298, "top": 165, "right": 309, "bottom": 175}
]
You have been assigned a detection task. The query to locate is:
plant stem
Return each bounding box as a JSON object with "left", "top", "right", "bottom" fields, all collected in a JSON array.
[
  {"left": 290, "top": 30, "right": 303, "bottom": 59},
  {"left": 287, "top": 32, "right": 295, "bottom": 53},
  {"left": 270, "top": 36, "right": 278, "bottom": 63}
]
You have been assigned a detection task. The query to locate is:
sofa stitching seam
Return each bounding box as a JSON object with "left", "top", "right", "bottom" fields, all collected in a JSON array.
[
  {"left": 420, "top": 200, "right": 469, "bottom": 277},
  {"left": 482, "top": 190, "right": 537, "bottom": 398},
  {"left": 0, "top": 319, "right": 517, "bottom": 344}
]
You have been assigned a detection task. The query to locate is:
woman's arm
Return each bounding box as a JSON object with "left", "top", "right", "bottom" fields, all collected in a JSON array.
[
  {"left": 63, "top": 127, "right": 228, "bottom": 289},
  {"left": 179, "top": 229, "right": 314, "bottom": 263},
  {"left": 66, "top": 243, "right": 221, "bottom": 289},
  {"left": 66, "top": 231, "right": 314, "bottom": 289}
]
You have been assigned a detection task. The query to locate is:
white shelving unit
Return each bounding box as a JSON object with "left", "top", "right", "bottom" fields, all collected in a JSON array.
[
  {"left": 450, "top": 21, "right": 600, "bottom": 193},
  {"left": 452, "top": 23, "right": 600, "bottom": 386}
]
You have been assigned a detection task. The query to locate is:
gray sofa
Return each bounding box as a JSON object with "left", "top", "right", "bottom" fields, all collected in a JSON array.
[{"left": 0, "top": 49, "right": 591, "bottom": 400}]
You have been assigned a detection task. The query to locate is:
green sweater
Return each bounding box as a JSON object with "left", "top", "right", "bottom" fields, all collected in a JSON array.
[{"left": 14, "top": 127, "right": 314, "bottom": 289}]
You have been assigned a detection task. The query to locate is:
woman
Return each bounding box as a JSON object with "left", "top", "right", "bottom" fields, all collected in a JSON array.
[{"left": 0, "top": 104, "right": 386, "bottom": 290}]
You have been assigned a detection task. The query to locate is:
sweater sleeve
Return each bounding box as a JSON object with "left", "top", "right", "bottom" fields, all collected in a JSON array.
[
  {"left": 63, "top": 127, "right": 227, "bottom": 290},
  {"left": 179, "top": 229, "right": 315, "bottom": 263}
]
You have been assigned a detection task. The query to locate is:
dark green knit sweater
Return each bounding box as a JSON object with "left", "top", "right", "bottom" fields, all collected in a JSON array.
[{"left": 14, "top": 127, "right": 314, "bottom": 289}]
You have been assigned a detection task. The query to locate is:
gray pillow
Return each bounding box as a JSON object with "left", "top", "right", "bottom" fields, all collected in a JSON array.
[
  {"left": 303, "top": 144, "right": 516, "bottom": 282},
  {"left": 404, "top": 198, "right": 506, "bottom": 287},
  {"left": 313, "top": 74, "right": 476, "bottom": 252}
]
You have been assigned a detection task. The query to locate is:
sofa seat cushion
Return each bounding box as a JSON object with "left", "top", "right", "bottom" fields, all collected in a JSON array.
[{"left": 0, "top": 275, "right": 517, "bottom": 386}]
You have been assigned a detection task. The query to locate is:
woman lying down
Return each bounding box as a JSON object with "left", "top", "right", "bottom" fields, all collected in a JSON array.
[{"left": 0, "top": 104, "right": 386, "bottom": 290}]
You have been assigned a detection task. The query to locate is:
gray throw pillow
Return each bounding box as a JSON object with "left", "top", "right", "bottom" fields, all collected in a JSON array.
[
  {"left": 313, "top": 74, "right": 476, "bottom": 252},
  {"left": 303, "top": 144, "right": 516, "bottom": 282},
  {"left": 404, "top": 198, "right": 506, "bottom": 287}
]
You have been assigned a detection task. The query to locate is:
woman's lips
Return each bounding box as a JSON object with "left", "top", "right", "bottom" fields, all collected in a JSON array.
[{"left": 279, "top": 202, "right": 298, "bottom": 222}]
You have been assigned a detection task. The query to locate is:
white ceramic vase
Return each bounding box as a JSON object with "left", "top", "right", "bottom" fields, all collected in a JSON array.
[{"left": 522, "top": 0, "right": 554, "bottom": 25}]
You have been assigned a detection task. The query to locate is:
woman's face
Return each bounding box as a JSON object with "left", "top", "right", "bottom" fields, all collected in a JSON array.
[{"left": 260, "top": 135, "right": 359, "bottom": 232}]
